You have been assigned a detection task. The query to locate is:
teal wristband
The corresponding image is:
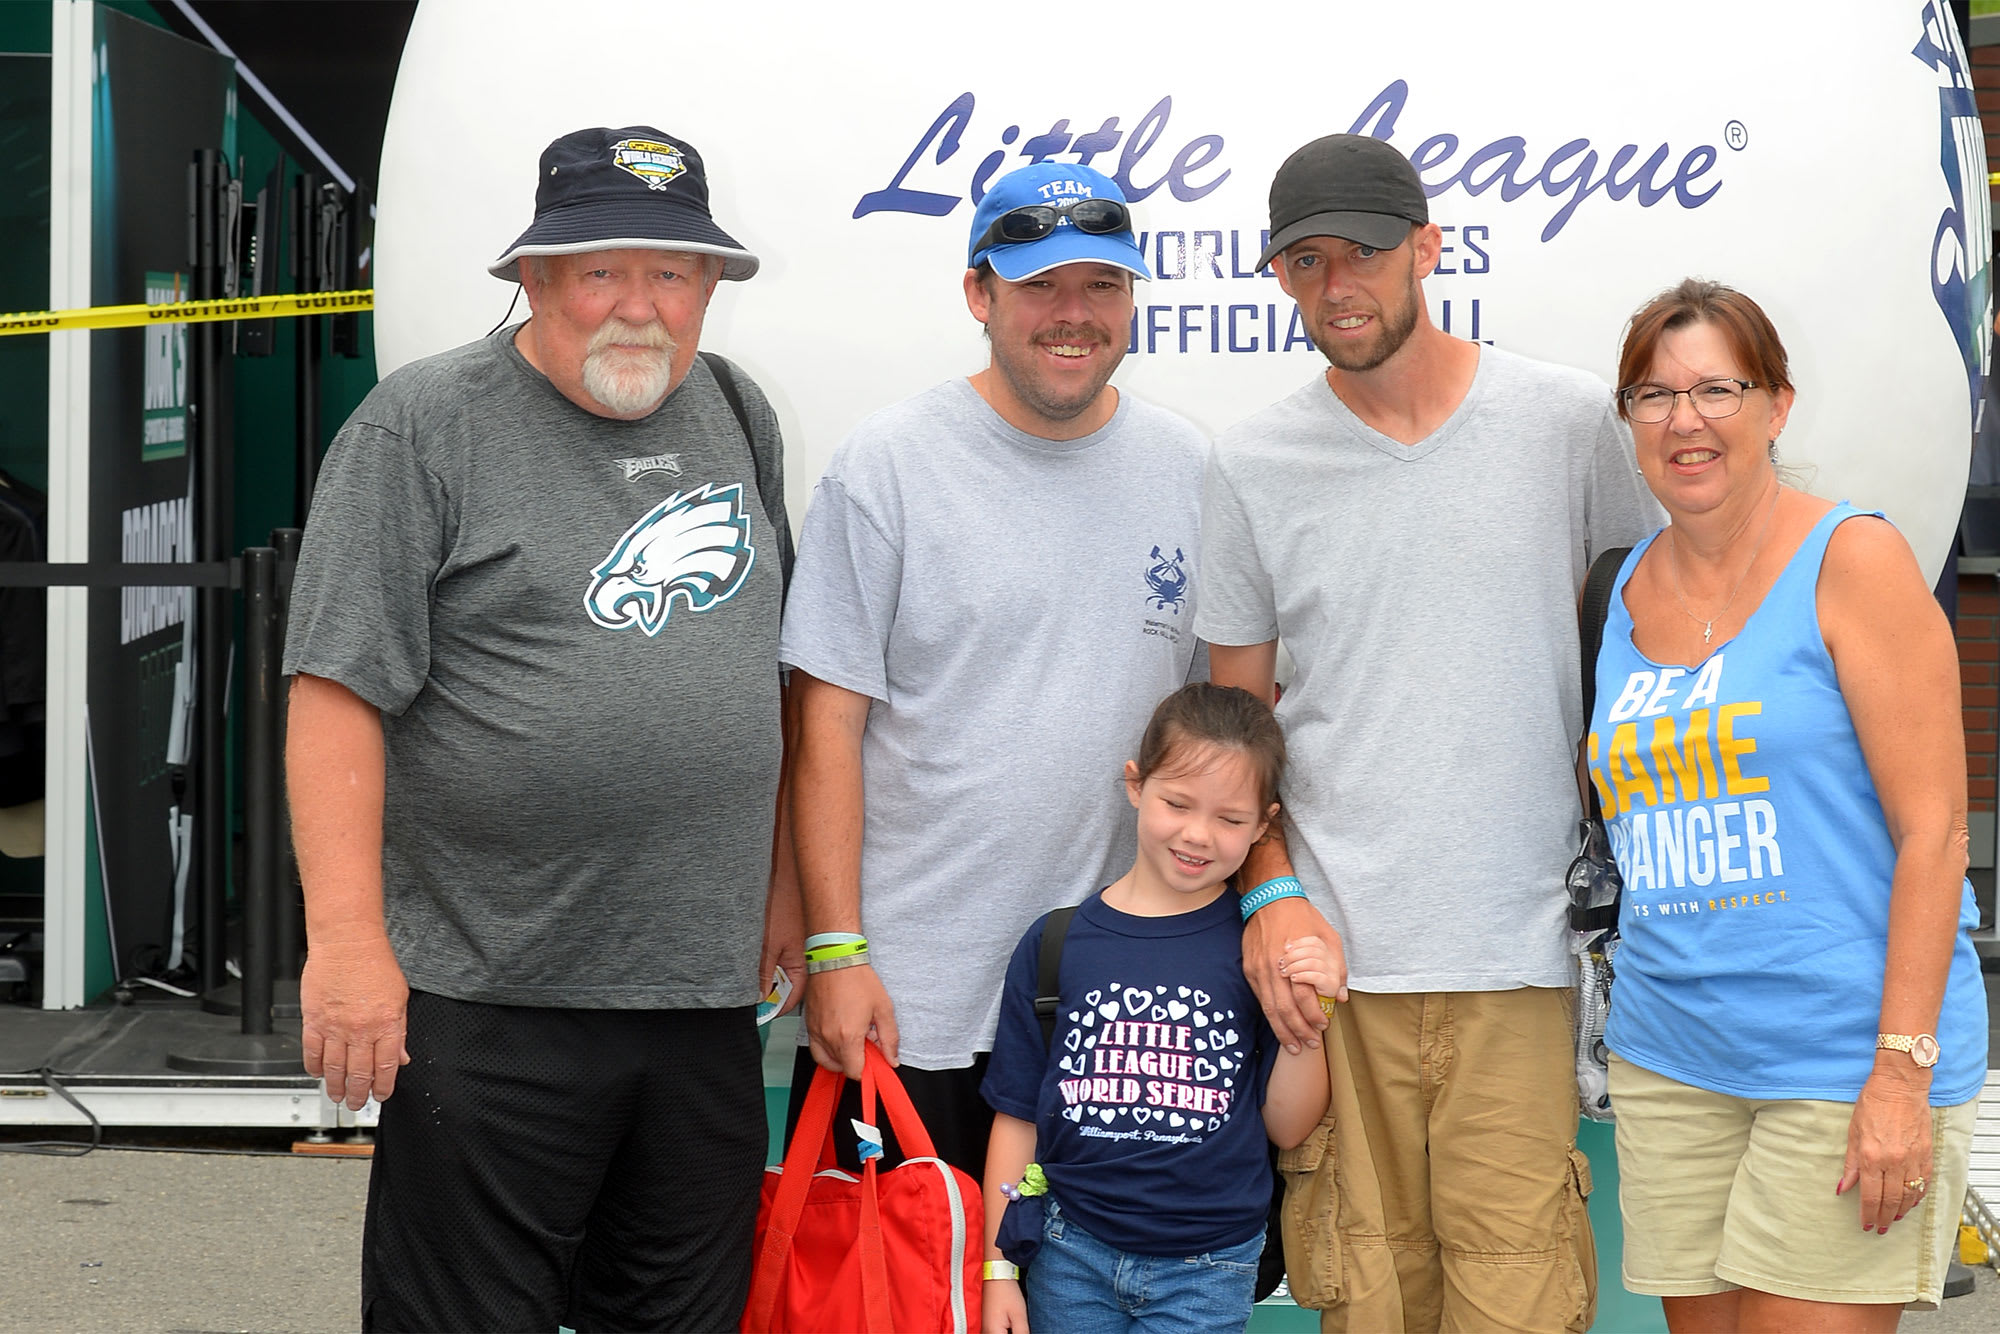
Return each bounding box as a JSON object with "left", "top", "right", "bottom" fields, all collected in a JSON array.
[
  {"left": 1239, "top": 876, "right": 1306, "bottom": 921},
  {"left": 804, "top": 932, "right": 865, "bottom": 952}
]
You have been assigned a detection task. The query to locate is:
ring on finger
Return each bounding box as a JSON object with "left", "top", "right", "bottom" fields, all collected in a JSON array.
[{"left": 1904, "top": 1177, "right": 1926, "bottom": 1193}]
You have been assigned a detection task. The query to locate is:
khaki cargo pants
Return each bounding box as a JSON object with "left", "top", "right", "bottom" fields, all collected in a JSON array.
[{"left": 1279, "top": 987, "right": 1596, "bottom": 1333}]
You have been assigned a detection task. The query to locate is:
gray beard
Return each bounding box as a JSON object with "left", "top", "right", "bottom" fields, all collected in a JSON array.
[{"left": 582, "top": 346, "right": 674, "bottom": 415}]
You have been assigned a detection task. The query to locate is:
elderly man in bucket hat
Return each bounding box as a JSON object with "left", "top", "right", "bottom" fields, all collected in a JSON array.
[
  {"left": 284, "top": 125, "right": 800, "bottom": 1332},
  {"left": 780, "top": 160, "right": 1208, "bottom": 1178}
]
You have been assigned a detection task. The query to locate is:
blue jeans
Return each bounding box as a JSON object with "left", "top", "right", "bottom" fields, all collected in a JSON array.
[{"left": 1024, "top": 1196, "right": 1263, "bottom": 1334}]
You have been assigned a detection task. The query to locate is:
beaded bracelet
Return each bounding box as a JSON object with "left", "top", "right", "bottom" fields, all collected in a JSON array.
[
  {"left": 805, "top": 951, "right": 871, "bottom": 975},
  {"left": 1238, "top": 876, "right": 1307, "bottom": 921}
]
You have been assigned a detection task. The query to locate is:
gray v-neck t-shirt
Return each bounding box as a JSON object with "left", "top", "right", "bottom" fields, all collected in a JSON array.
[{"left": 1197, "top": 345, "right": 1659, "bottom": 992}]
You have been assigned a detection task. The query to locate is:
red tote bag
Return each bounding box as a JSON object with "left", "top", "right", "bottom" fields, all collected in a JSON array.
[{"left": 742, "top": 1043, "right": 982, "bottom": 1334}]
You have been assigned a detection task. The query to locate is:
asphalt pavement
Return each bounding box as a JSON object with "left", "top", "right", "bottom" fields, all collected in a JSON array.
[
  {"left": 1, "top": 1130, "right": 367, "bottom": 1334},
  {"left": 2, "top": 1122, "right": 1997, "bottom": 1334}
]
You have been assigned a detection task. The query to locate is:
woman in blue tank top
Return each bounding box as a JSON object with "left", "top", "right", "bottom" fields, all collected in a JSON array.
[{"left": 1585, "top": 279, "right": 1987, "bottom": 1330}]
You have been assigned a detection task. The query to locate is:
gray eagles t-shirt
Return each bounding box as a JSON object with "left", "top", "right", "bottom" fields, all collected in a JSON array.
[
  {"left": 780, "top": 379, "right": 1207, "bottom": 1068},
  {"left": 1197, "top": 345, "right": 1660, "bottom": 993},
  {"left": 285, "top": 327, "right": 788, "bottom": 1008}
]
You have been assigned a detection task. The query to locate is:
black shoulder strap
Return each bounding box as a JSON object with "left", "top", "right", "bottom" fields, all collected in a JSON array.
[
  {"left": 1578, "top": 545, "right": 1631, "bottom": 818},
  {"left": 1035, "top": 906, "right": 1079, "bottom": 1050},
  {"left": 1579, "top": 546, "right": 1631, "bottom": 723},
  {"left": 698, "top": 350, "right": 793, "bottom": 591}
]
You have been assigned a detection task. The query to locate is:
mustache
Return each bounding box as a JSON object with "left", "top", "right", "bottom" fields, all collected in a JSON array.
[
  {"left": 1036, "top": 323, "right": 1114, "bottom": 347},
  {"left": 587, "top": 319, "right": 675, "bottom": 356}
]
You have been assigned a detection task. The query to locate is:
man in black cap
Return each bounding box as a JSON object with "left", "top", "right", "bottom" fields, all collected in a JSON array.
[
  {"left": 284, "top": 126, "right": 800, "bottom": 1332},
  {"left": 1195, "top": 134, "right": 1656, "bottom": 1332}
]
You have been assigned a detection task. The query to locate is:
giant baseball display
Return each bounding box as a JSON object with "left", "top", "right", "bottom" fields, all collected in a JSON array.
[{"left": 374, "top": 0, "right": 1987, "bottom": 580}]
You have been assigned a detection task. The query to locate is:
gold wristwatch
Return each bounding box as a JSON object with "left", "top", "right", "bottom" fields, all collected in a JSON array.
[{"left": 1876, "top": 1033, "right": 1940, "bottom": 1068}]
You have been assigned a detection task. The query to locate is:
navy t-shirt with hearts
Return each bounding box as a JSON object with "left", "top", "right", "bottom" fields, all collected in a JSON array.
[{"left": 981, "top": 888, "right": 1280, "bottom": 1256}]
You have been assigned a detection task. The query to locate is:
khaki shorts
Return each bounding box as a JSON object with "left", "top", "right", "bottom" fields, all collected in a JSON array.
[
  {"left": 1609, "top": 1053, "right": 1978, "bottom": 1310},
  {"left": 1279, "top": 987, "right": 1596, "bottom": 1333}
]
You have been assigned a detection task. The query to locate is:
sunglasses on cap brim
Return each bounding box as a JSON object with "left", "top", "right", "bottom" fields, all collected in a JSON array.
[{"left": 972, "top": 197, "right": 1133, "bottom": 259}]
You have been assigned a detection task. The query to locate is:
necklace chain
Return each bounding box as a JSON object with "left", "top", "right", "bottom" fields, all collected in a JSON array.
[{"left": 1665, "top": 484, "right": 1781, "bottom": 645}]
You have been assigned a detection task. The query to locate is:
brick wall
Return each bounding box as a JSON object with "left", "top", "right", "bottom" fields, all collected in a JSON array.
[{"left": 1963, "top": 574, "right": 1997, "bottom": 820}]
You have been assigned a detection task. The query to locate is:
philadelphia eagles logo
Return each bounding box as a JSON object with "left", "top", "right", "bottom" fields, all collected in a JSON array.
[{"left": 585, "top": 484, "right": 755, "bottom": 636}]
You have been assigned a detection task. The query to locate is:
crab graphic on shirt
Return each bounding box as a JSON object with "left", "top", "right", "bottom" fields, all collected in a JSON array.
[
  {"left": 1145, "top": 546, "right": 1188, "bottom": 613},
  {"left": 584, "top": 483, "right": 755, "bottom": 636}
]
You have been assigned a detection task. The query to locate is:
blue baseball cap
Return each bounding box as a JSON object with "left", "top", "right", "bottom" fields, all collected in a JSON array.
[{"left": 966, "top": 163, "right": 1151, "bottom": 282}]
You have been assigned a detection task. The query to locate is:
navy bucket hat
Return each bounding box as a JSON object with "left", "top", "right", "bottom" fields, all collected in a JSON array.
[{"left": 490, "top": 126, "right": 758, "bottom": 283}]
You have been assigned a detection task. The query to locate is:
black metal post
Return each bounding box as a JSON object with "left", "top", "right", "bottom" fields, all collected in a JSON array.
[
  {"left": 165, "top": 545, "right": 300, "bottom": 1075},
  {"left": 293, "top": 170, "right": 322, "bottom": 525},
  {"left": 270, "top": 526, "right": 303, "bottom": 982},
  {"left": 240, "top": 548, "right": 279, "bottom": 1036},
  {"left": 191, "top": 149, "right": 231, "bottom": 1006}
]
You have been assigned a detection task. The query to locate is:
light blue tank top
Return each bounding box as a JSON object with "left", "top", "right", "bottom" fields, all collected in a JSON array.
[{"left": 1588, "top": 504, "right": 1987, "bottom": 1104}]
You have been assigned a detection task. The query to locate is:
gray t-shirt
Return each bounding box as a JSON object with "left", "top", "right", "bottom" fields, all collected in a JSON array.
[
  {"left": 1197, "top": 345, "right": 1659, "bottom": 992},
  {"left": 780, "top": 379, "right": 1207, "bottom": 1067},
  {"left": 285, "top": 327, "right": 788, "bottom": 1008}
]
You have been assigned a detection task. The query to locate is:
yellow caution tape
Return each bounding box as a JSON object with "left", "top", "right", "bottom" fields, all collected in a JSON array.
[{"left": 0, "top": 289, "right": 373, "bottom": 337}]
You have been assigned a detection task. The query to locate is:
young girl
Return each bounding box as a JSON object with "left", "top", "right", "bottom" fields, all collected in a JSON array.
[{"left": 978, "top": 683, "right": 1335, "bottom": 1334}]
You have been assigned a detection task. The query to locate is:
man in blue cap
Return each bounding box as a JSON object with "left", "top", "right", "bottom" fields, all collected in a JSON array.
[
  {"left": 286, "top": 126, "right": 800, "bottom": 1332},
  {"left": 780, "top": 162, "right": 1209, "bottom": 1176}
]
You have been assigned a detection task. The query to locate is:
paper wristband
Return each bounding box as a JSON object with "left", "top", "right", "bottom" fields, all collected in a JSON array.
[
  {"left": 983, "top": 1260, "right": 1021, "bottom": 1281},
  {"left": 805, "top": 952, "right": 870, "bottom": 975}
]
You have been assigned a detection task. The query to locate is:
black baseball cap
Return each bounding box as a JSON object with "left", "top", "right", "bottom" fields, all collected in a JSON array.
[
  {"left": 1255, "top": 134, "right": 1429, "bottom": 270},
  {"left": 489, "top": 126, "right": 758, "bottom": 283}
]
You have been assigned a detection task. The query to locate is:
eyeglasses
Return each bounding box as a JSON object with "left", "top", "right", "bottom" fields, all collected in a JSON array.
[
  {"left": 1618, "top": 377, "right": 1762, "bottom": 424},
  {"left": 971, "top": 197, "right": 1132, "bottom": 258}
]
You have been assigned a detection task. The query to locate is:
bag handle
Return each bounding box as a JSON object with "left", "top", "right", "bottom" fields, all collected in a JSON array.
[
  {"left": 856, "top": 1052, "right": 894, "bottom": 1332},
  {"left": 746, "top": 1044, "right": 921, "bottom": 1333},
  {"left": 804, "top": 1044, "right": 940, "bottom": 1169},
  {"left": 864, "top": 1042, "right": 940, "bottom": 1161},
  {"left": 743, "top": 1060, "right": 844, "bottom": 1332}
]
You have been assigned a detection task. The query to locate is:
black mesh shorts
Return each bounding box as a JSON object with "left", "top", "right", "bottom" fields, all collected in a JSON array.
[{"left": 361, "top": 993, "right": 766, "bottom": 1333}]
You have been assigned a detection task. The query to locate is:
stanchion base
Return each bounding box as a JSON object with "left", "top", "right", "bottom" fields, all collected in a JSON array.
[
  {"left": 291, "top": 1137, "right": 374, "bottom": 1157},
  {"left": 164, "top": 1032, "right": 303, "bottom": 1075},
  {"left": 198, "top": 979, "right": 302, "bottom": 1020}
]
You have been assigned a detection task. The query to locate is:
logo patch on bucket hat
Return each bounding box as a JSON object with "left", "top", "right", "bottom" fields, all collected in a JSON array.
[{"left": 610, "top": 138, "right": 688, "bottom": 192}]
